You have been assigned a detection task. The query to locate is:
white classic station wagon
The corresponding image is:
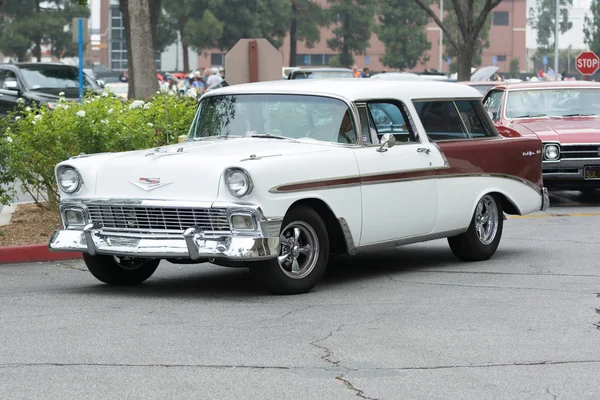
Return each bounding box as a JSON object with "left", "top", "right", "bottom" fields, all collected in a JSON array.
[{"left": 49, "top": 79, "right": 549, "bottom": 294}]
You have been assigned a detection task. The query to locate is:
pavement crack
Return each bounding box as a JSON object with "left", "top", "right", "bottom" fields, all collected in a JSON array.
[
  {"left": 0, "top": 362, "right": 294, "bottom": 370},
  {"left": 309, "top": 324, "right": 345, "bottom": 366},
  {"left": 413, "top": 270, "right": 600, "bottom": 278},
  {"left": 278, "top": 305, "right": 314, "bottom": 319},
  {"left": 546, "top": 387, "right": 558, "bottom": 400},
  {"left": 370, "top": 359, "right": 600, "bottom": 371},
  {"left": 336, "top": 375, "right": 379, "bottom": 400},
  {"left": 390, "top": 279, "right": 581, "bottom": 294}
]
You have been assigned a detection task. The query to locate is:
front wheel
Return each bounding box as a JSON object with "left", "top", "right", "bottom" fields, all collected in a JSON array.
[
  {"left": 448, "top": 193, "right": 503, "bottom": 261},
  {"left": 248, "top": 205, "right": 329, "bottom": 295},
  {"left": 83, "top": 254, "right": 160, "bottom": 285}
]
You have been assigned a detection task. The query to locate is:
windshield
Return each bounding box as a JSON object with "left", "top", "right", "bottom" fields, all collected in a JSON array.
[
  {"left": 292, "top": 71, "right": 354, "bottom": 79},
  {"left": 505, "top": 88, "right": 600, "bottom": 118},
  {"left": 187, "top": 94, "right": 357, "bottom": 144},
  {"left": 20, "top": 67, "right": 96, "bottom": 89}
]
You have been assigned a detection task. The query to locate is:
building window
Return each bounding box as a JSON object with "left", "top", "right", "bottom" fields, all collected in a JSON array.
[
  {"left": 496, "top": 55, "right": 507, "bottom": 62},
  {"left": 493, "top": 11, "right": 509, "bottom": 26},
  {"left": 296, "top": 54, "right": 337, "bottom": 66},
  {"left": 210, "top": 53, "right": 224, "bottom": 66}
]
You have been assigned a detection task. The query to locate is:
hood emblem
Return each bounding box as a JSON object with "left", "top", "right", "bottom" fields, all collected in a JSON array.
[{"left": 129, "top": 177, "right": 172, "bottom": 191}]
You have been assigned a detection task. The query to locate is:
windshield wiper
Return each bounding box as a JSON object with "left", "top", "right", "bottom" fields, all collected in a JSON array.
[
  {"left": 191, "top": 135, "right": 241, "bottom": 141},
  {"left": 560, "top": 113, "right": 598, "bottom": 117},
  {"left": 511, "top": 113, "right": 547, "bottom": 118},
  {"left": 247, "top": 133, "right": 297, "bottom": 141}
]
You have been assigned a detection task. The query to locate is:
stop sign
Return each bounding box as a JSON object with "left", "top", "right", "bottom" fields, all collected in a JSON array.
[{"left": 575, "top": 51, "right": 600, "bottom": 75}]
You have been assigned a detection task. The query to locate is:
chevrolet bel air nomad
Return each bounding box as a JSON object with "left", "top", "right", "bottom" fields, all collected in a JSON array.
[
  {"left": 49, "top": 80, "right": 549, "bottom": 294},
  {"left": 483, "top": 81, "right": 600, "bottom": 193}
]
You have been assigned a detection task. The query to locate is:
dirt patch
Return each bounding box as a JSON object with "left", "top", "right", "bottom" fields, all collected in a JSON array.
[{"left": 0, "top": 203, "right": 61, "bottom": 246}]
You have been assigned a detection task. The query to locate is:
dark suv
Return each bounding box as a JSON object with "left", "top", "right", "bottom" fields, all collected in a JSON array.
[{"left": 0, "top": 63, "right": 99, "bottom": 117}]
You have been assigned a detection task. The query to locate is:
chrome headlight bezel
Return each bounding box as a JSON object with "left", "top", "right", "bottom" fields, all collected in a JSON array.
[
  {"left": 57, "top": 166, "right": 83, "bottom": 194},
  {"left": 543, "top": 143, "right": 560, "bottom": 161},
  {"left": 224, "top": 168, "right": 253, "bottom": 198}
]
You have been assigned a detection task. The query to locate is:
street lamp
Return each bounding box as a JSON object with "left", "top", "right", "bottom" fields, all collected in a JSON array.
[
  {"left": 554, "top": 0, "right": 559, "bottom": 79},
  {"left": 438, "top": 0, "right": 443, "bottom": 72}
]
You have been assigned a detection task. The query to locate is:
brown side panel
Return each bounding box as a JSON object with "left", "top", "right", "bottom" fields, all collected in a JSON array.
[{"left": 436, "top": 137, "right": 543, "bottom": 190}]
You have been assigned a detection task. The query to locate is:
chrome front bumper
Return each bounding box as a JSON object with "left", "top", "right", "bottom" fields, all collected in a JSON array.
[{"left": 48, "top": 199, "right": 282, "bottom": 261}]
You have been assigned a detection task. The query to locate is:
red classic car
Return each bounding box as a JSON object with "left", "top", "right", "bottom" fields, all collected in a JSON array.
[{"left": 482, "top": 81, "right": 600, "bottom": 193}]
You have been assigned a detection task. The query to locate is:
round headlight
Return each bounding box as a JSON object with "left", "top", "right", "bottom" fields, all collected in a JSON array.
[
  {"left": 544, "top": 144, "right": 559, "bottom": 160},
  {"left": 58, "top": 167, "right": 82, "bottom": 194},
  {"left": 225, "top": 168, "right": 253, "bottom": 197}
]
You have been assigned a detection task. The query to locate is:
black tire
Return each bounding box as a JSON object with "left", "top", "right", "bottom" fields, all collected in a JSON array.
[
  {"left": 83, "top": 254, "right": 160, "bottom": 285},
  {"left": 248, "top": 205, "right": 329, "bottom": 295},
  {"left": 448, "top": 193, "right": 503, "bottom": 262}
]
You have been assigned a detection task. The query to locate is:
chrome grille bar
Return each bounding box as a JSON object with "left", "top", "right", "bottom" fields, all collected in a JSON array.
[
  {"left": 86, "top": 205, "right": 230, "bottom": 232},
  {"left": 560, "top": 144, "right": 600, "bottom": 159}
]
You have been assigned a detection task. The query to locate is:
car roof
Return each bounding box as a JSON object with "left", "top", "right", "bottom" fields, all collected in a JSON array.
[
  {"left": 494, "top": 80, "right": 600, "bottom": 90},
  {"left": 293, "top": 68, "right": 353, "bottom": 72},
  {"left": 13, "top": 62, "right": 77, "bottom": 69},
  {"left": 205, "top": 79, "right": 482, "bottom": 102}
]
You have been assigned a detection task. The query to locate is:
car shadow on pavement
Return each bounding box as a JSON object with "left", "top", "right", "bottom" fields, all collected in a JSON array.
[{"left": 75, "top": 244, "right": 527, "bottom": 298}]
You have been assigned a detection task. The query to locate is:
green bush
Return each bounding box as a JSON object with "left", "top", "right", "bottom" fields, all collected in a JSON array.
[{"left": 0, "top": 90, "right": 199, "bottom": 208}]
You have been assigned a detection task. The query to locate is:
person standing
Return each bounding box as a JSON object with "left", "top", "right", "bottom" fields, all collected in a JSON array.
[{"left": 207, "top": 67, "right": 223, "bottom": 89}]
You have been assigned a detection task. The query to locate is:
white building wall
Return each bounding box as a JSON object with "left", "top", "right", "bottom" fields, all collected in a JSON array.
[{"left": 527, "top": 0, "right": 592, "bottom": 49}]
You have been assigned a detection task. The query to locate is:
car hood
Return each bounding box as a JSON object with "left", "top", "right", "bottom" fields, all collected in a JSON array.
[
  {"left": 513, "top": 118, "right": 600, "bottom": 143},
  {"left": 93, "top": 137, "right": 334, "bottom": 201}
]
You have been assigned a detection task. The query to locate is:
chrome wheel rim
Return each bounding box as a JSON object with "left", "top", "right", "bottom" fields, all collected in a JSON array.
[
  {"left": 277, "top": 221, "right": 319, "bottom": 280},
  {"left": 474, "top": 195, "right": 499, "bottom": 245}
]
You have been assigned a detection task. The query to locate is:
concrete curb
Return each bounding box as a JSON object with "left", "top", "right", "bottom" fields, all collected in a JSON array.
[
  {"left": 0, "top": 204, "right": 17, "bottom": 226},
  {"left": 0, "top": 244, "right": 82, "bottom": 264},
  {"left": 0, "top": 202, "right": 82, "bottom": 264}
]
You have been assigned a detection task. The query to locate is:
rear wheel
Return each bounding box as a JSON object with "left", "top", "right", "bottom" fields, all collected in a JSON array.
[
  {"left": 83, "top": 254, "right": 160, "bottom": 285},
  {"left": 249, "top": 205, "right": 329, "bottom": 294},
  {"left": 448, "top": 193, "right": 503, "bottom": 262}
]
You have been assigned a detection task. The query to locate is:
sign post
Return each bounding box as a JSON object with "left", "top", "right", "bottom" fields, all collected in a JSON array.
[
  {"left": 225, "top": 38, "right": 282, "bottom": 86},
  {"left": 72, "top": 18, "right": 89, "bottom": 102},
  {"left": 575, "top": 51, "right": 600, "bottom": 80}
]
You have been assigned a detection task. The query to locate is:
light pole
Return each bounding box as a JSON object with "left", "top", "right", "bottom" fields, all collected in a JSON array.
[
  {"left": 554, "top": 0, "right": 559, "bottom": 79},
  {"left": 438, "top": 0, "right": 443, "bottom": 72}
]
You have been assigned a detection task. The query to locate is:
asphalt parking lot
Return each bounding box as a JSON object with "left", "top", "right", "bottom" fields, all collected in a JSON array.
[{"left": 1, "top": 191, "right": 600, "bottom": 399}]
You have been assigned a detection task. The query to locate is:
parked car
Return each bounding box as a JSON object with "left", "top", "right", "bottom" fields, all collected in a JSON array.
[
  {"left": 482, "top": 81, "right": 600, "bottom": 193},
  {"left": 287, "top": 67, "right": 354, "bottom": 79},
  {"left": 0, "top": 63, "right": 100, "bottom": 116},
  {"left": 48, "top": 79, "right": 548, "bottom": 294}
]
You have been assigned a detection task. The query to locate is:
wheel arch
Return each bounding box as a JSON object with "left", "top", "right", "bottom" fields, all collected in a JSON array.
[
  {"left": 489, "top": 191, "right": 520, "bottom": 215},
  {"left": 286, "top": 198, "right": 354, "bottom": 256}
]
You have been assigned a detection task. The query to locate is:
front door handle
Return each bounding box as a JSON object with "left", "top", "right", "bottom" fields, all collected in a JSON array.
[{"left": 417, "top": 147, "right": 430, "bottom": 154}]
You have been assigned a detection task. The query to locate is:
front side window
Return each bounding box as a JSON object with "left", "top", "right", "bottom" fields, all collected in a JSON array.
[
  {"left": 188, "top": 94, "right": 357, "bottom": 144},
  {"left": 505, "top": 88, "right": 600, "bottom": 118},
  {"left": 483, "top": 90, "right": 505, "bottom": 121},
  {"left": 20, "top": 67, "right": 96, "bottom": 89},
  {"left": 413, "top": 101, "right": 468, "bottom": 141},
  {"left": 366, "top": 101, "right": 416, "bottom": 143}
]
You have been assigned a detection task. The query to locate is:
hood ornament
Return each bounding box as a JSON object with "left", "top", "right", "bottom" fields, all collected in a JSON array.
[{"left": 129, "top": 177, "right": 172, "bottom": 191}]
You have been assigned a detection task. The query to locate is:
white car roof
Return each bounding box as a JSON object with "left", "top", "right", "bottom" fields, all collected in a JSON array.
[{"left": 205, "top": 79, "right": 482, "bottom": 102}]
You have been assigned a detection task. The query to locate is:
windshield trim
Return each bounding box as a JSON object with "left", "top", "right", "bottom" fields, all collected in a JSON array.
[
  {"left": 187, "top": 92, "right": 365, "bottom": 148},
  {"left": 503, "top": 87, "right": 600, "bottom": 120}
]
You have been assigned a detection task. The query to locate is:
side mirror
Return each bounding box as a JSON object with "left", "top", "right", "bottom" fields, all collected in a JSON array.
[
  {"left": 376, "top": 133, "right": 396, "bottom": 152},
  {"left": 487, "top": 111, "right": 494, "bottom": 120}
]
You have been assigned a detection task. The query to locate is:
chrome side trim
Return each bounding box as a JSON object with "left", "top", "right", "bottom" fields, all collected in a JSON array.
[
  {"left": 541, "top": 187, "right": 550, "bottom": 211},
  {"left": 338, "top": 217, "right": 357, "bottom": 256},
  {"left": 355, "top": 228, "right": 466, "bottom": 254},
  {"left": 430, "top": 141, "right": 449, "bottom": 167}
]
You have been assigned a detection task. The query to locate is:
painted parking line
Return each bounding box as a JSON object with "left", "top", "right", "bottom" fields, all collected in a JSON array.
[{"left": 507, "top": 213, "right": 600, "bottom": 219}]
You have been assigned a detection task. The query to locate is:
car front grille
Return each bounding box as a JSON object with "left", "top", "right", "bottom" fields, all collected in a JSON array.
[
  {"left": 86, "top": 205, "right": 230, "bottom": 232},
  {"left": 560, "top": 144, "right": 600, "bottom": 159}
]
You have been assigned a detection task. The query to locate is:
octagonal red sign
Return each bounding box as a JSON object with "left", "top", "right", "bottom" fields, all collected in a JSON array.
[{"left": 576, "top": 51, "right": 600, "bottom": 75}]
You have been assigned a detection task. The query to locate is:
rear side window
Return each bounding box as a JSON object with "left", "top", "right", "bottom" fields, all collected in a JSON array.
[
  {"left": 413, "top": 101, "right": 468, "bottom": 141},
  {"left": 454, "top": 100, "right": 495, "bottom": 138}
]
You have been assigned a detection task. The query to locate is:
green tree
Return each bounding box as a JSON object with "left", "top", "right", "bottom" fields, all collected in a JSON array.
[
  {"left": 163, "top": 0, "right": 223, "bottom": 73},
  {"left": 153, "top": 9, "right": 178, "bottom": 53},
  {"left": 584, "top": 0, "right": 600, "bottom": 54},
  {"left": 0, "top": 0, "right": 89, "bottom": 62},
  {"left": 528, "top": 0, "right": 573, "bottom": 52},
  {"left": 289, "top": 0, "right": 329, "bottom": 66},
  {"left": 412, "top": 0, "right": 503, "bottom": 81},
  {"left": 442, "top": 0, "right": 492, "bottom": 69},
  {"left": 376, "top": 0, "right": 431, "bottom": 70},
  {"left": 326, "top": 0, "right": 375, "bottom": 68},
  {"left": 215, "top": 0, "right": 290, "bottom": 50},
  {"left": 509, "top": 56, "right": 520, "bottom": 78}
]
